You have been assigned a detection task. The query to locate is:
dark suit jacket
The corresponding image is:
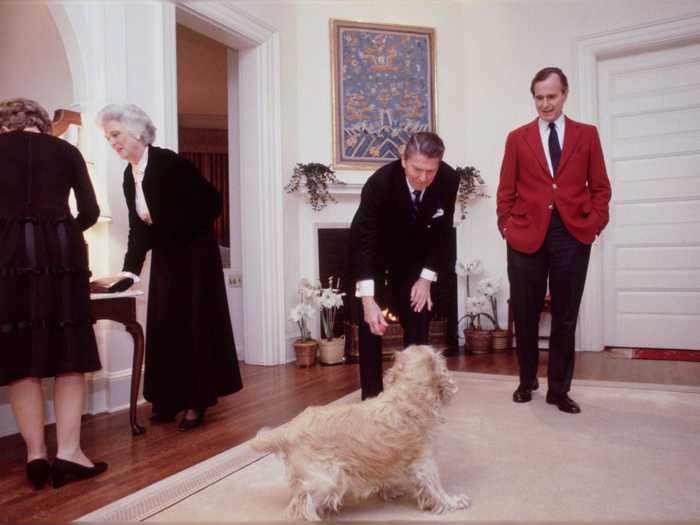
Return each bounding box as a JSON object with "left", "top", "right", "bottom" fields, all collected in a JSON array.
[
  {"left": 122, "top": 146, "right": 221, "bottom": 275},
  {"left": 496, "top": 117, "right": 611, "bottom": 254},
  {"left": 349, "top": 159, "right": 459, "bottom": 293}
]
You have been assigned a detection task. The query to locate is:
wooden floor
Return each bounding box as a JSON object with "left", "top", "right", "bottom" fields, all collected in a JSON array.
[{"left": 1, "top": 349, "right": 699, "bottom": 523}]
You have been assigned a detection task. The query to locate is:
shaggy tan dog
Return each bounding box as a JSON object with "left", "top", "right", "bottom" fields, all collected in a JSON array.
[{"left": 250, "top": 344, "right": 470, "bottom": 521}]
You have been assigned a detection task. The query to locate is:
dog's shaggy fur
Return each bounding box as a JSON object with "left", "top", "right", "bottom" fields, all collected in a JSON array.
[{"left": 250, "top": 344, "right": 470, "bottom": 521}]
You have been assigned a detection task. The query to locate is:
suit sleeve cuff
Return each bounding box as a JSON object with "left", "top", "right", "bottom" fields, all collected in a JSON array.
[
  {"left": 355, "top": 279, "right": 374, "bottom": 297},
  {"left": 119, "top": 271, "right": 141, "bottom": 283},
  {"left": 420, "top": 269, "right": 437, "bottom": 282}
]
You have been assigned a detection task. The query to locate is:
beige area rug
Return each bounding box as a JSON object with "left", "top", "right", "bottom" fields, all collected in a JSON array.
[{"left": 79, "top": 372, "right": 700, "bottom": 522}]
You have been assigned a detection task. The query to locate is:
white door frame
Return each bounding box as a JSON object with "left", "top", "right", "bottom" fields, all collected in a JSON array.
[
  {"left": 174, "top": 3, "right": 287, "bottom": 365},
  {"left": 576, "top": 13, "right": 700, "bottom": 351}
]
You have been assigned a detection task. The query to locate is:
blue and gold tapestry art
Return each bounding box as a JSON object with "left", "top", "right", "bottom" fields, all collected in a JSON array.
[{"left": 331, "top": 21, "right": 436, "bottom": 168}]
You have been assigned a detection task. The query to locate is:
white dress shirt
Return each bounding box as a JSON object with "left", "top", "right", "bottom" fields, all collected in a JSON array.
[
  {"left": 131, "top": 147, "right": 153, "bottom": 225},
  {"left": 355, "top": 178, "right": 437, "bottom": 298},
  {"left": 538, "top": 114, "right": 565, "bottom": 177}
]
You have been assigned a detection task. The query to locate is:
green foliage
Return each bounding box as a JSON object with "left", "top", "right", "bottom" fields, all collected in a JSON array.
[
  {"left": 455, "top": 165, "right": 489, "bottom": 220},
  {"left": 285, "top": 163, "right": 345, "bottom": 212}
]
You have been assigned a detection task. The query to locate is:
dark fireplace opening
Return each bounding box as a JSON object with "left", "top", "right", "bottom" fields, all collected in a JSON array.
[{"left": 317, "top": 227, "right": 459, "bottom": 356}]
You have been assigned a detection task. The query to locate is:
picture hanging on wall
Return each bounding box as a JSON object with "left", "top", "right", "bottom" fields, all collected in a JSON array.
[{"left": 330, "top": 19, "right": 436, "bottom": 170}]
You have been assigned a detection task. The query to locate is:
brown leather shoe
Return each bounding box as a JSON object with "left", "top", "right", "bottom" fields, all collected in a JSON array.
[{"left": 546, "top": 393, "right": 581, "bottom": 414}]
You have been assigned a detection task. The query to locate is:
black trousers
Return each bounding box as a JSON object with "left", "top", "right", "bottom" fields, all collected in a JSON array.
[
  {"left": 507, "top": 209, "right": 591, "bottom": 395},
  {"left": 357, "top": 277, "right": 431, "bottom": 400}
]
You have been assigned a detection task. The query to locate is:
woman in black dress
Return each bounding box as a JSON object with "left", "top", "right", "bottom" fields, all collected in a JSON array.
[
  {"left": 97, "top": 104, "right": 242, "bottom": 431},
  {"left": 0, "top": 98, "right": 107, "bottom": 489}
]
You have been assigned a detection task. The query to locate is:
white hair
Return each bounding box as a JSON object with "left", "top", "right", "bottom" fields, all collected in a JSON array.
[{"left": 96, "top": 103, "right": 156, "bottom": 145}]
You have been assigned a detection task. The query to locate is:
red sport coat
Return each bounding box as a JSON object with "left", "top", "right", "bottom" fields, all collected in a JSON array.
[{"left": 496, "top": 117, "right": 611, "bottom": 254}]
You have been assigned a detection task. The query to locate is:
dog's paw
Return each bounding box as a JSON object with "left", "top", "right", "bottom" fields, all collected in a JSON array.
[
  {"left": 429, "top": 494, "right": 471, "bottom": 514},
  {"left": 452, "top": 493, "right": 471, "bottom": 510}
]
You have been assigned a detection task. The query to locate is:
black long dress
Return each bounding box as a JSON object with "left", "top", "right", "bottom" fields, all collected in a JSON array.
[
  {"left": 0, "top": 131, "right": 101, "bottom": 385},
  {"left": 121, "top": 146, "right": 242, "bottom": 415}
]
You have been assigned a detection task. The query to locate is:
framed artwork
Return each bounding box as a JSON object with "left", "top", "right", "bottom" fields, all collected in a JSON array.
[{"left": 330, "top": 19, "right": 436, "bottom": 170}]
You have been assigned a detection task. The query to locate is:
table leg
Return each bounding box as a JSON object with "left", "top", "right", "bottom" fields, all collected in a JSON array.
[{"left": 125, "top": 322, "right": 146, "bottom": 436}]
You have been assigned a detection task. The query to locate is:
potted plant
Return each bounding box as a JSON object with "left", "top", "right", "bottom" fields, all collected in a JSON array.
[
  {"left": 477, "top": 277, "right": 509, "bottom": 351},
  {"left": 455, "top": 165, "right": 489, "bottom": 220},
  {"left": 289, "top": 279, "right": 320, "bottom": 367},
  {"left": 315, "top": 276, "right": 346, "bottom": 365},
  {"left": 285, "top": 162, "right": 345, "bottom": 211},
  {"left": 456, "top": 258, "right": 496, "bottom": 354},
  {"left": 462, "top": 297, "right": 496, "bottom": 354}
]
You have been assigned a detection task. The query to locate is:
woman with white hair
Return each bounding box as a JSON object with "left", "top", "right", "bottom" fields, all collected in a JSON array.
[
  {"left": 0, "top": 97, "right": 107, "bottom": 489},
  {"left": 96, "top": 104, "right": 242, "bottom": 431}
]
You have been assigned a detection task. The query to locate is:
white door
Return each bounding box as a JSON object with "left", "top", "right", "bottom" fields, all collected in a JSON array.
[{"left": 597, "top": 43, "right": 700, "bottom": 350}]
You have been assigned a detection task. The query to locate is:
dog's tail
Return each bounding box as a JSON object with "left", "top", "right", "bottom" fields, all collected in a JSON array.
[{"left": 250, "top": 426, "right": 289, "bottom": 454}]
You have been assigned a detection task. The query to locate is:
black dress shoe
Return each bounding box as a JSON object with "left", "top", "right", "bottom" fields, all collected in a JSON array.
[
  {"left": 51, "top": 458, "right": 108, "bottom": 488},
  {"left": 26, "top": 458, "right": 50, "bottom": 490},
  {"left": 513, "top": 378, "right": 539, "bottom": 403},
  {"left": 513, "top": 386, "right": 532, "bottom": 403},
  {"left": 178, "top": 409, "right": 205, "bottom": 431},
  {"left": 546, "top": 393, "right": 581, "bottom": 414}
]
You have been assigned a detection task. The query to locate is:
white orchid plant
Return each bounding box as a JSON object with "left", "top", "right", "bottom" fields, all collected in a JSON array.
[
  {"left": 289, "top": 278, "right": 321, "bottom": 342},
  {"left": 315, "top": 276, "right": 345, "bottom": 341},
  {"left": 456, "top": 258, "right": 498, "bottom": 330},
  {"left": 477, "top": 277, "right": 503, "bottom": 329}
]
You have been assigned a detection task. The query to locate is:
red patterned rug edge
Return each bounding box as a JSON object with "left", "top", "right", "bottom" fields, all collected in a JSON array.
[{"left": 630, "top": 348, "right": 700, "bottom": 362}]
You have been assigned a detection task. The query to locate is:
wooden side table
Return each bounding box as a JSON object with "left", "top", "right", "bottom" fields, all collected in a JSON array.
[{"left": 90, "top": 291, "right": 146, "bottom": 436}]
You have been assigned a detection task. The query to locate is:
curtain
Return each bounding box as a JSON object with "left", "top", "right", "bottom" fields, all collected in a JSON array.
[{"left": 180, "top": 151, "right": 230, "bottom": 247}]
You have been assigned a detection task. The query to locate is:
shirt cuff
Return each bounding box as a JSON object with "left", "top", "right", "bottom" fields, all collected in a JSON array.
[
  {"left": 420, "top": 268, "right": 437, "bottom": 282},
  {"left": 355, "top": 279, "right": 374, "bottom": 297},
  {"left": 119, "top": 271, "right": 141, "bottom": 283}
]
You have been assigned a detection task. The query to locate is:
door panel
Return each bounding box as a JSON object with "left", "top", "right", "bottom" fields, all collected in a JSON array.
[{"left": 598, "top": 43, "right": 700, "bottom": 349}]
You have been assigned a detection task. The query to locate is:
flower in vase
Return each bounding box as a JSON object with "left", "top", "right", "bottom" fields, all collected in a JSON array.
[
  {"left": 455, "top": 258, "right": 483, "bottom": 277},
  {"left": 476, "top": 277, "right": 501, "bottom": 297},
  {"left": 315, "top": 277, "right": 345, "bottom": 341},
  {"left": 477, "top": 277, "right": 503, "bottom": 330},
  {"left": 289, "top": 302, "right": 316, "bottom": 341}
]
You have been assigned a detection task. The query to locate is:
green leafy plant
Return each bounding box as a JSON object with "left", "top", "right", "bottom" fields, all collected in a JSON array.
[
  {"left": 285, "top": 162, "right": 345, "bottom": 211},
  {"left": 455, "top": 165, "right": 489, "bottom": 219}
]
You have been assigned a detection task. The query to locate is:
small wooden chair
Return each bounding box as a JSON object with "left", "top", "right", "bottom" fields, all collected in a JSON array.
[{"left": 506, "top": 294, "right": 552, "bottom": 350}]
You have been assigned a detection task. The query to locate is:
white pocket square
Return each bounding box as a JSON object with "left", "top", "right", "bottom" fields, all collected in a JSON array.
[{"left": 432, "top": 208, "right": 445, "bottom": 219}]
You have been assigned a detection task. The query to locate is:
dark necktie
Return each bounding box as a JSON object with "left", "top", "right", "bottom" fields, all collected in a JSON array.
[
  {"left": 412, "top": 189, "right": 422, "bottom": 212},
  {"left": 548, "top": 122, "right": 561, "bottom": 177}
]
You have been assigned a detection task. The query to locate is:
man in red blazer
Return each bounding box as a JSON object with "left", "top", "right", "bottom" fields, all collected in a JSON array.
[{"left": 496, "top": 67, "right": 611, "bottom": 414}]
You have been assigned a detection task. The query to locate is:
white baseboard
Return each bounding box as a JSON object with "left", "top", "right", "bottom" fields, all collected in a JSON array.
[{"left": 0, "top": 368, "right": 144, "bottom": 439}]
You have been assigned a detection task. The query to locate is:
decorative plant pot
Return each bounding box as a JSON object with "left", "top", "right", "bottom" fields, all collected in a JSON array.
[
  {"left": 464, "top": 328, "right": 492, "bottom": 354},
  {"left": 491, "top": 329, "right": 510, "bottom": 352},
  {"left": 319, "top": 336, "right": 345, "bottom": 365},
  {"left": 429, "top": 319, "right": 448, "bottom": 348},
  {"left": 293, "top": 339, "right": 318, "bottom": 367}
]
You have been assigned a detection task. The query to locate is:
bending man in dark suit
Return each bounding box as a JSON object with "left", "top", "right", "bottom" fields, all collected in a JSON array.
[
  {"left": 349, "top": 132, "right": 459, "bottom": 400},
  {"left": 496, "top": 67, "right": 611, "bottom": 414}
]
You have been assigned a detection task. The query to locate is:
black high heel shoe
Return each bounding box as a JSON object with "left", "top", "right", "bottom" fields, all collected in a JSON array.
[
  {"left": 178, "top": 409, "right": 205, "bottom": 431},
  {"left": 26, "top": 458, "right": 50, "bottom": 490},
  {"left": 51, "top": 458, "right": 108, "bottom": 488}
]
